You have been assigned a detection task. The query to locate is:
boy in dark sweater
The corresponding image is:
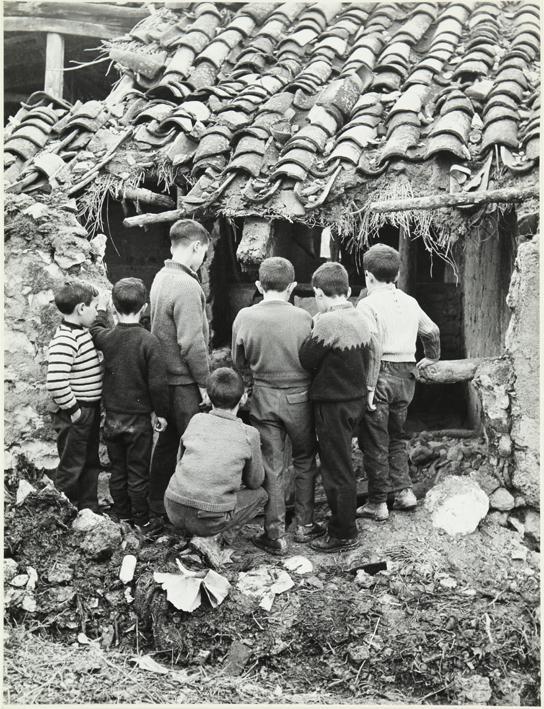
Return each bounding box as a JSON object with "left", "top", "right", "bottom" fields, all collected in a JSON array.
[
  {"left": 300, "top": 263, "right": 379, "bottom": 553},
  {"left": 148, "top": 219, "right": 211, "bottom": 518},
  {"left": 232, "top": 257, "right": 319, "bottom": 556},
  {"left": 165, "top": 368, "right": 267, "bottom": 540},
  {"left": 91, "top": 278, "right": 168, "bottom": 529},
  {"left": 46, "top": 279, "right": 103, "bottom": 511}
]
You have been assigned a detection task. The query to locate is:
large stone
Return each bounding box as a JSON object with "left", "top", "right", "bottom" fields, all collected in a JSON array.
[
  {"left": 77, "top": 517, "right": 122, "bottom": 561},
  {"left": 425, "top": 476, "right": 489, "bottom": 536},
  {"left": 523, "top": 510, "right": 540, "bottom": 546},
  {"left": 488, "top": 487, "right": 515, "bottom": 512}
]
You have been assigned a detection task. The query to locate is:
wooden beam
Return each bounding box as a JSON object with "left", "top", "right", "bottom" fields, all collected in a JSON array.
[
  {"left": 123, "top": 208, "right": 186, "bottom": 229},
  {"left": 397, "top": 226, "right": 417, "bottom": 295},
  {"left": 5, "top": 16, "right": 128, "bottom": 39},
  {"left": 4, "top": 2, "right": 147, "bottom": 23},
  {"left": 414, "top": 358, "right": 485, "bottom": 384},
  {"left": 118, "top": 187, "right": 175, "bottom": 209},
  {"left": 368, "top": 185, "right": 539, "bottom": 214},
  {"left": 44, "top": 32, "right": 64, "bottom": 98}
]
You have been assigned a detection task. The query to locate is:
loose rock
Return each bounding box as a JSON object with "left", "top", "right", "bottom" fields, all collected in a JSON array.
[
  {"left": 455, "top": 674, "right": 492, "bottom": 704},
  {"left": 425, "top": 477, "right": 489, "bottom": 536},
  {"left": 77, "top": 517, "right": 122, "bottom": 561},
  {"left": 489, "top": 487, "right": 515, "bottom": 512},
  {"left": 523, "top": 510, "right": 540, "bottom": 546}
]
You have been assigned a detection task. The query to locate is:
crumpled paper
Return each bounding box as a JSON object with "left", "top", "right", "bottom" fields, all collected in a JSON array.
[
  {"left": 236, "top": 565, "right": 294, "bottom": 611},
  {"left": 283, "top": 555, "right": 313, "bottom": 574},
  {"left": 153, "top": 559, "right": 230, "bottom": 613}
]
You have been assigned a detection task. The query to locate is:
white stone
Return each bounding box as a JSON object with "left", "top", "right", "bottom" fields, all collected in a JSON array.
[
  {"left": 72, "top": 508, "right": 105, "bottom": 532},
  {"left": 489, "top": 487, "right": 515, "bottom": 511},
  {"left": 4, "top": 559, "right": 18, "bottom": 583},
  {"left": 523, "top": 510, "right": 540, "bottom": 544},
  {"left": 16, "top": 479, "right": 36, "bottom": 505},
  {"left": 425, "top": 476, "right": 489, "bottom": 536}
]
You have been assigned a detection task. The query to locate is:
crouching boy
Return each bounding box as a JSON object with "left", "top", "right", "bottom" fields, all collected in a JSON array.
[
  {"left": 299, "top": 263, "right": 379, "bottom": 553},
  {"left": 90, "top": 278, "right": 168, "bottom": 530},
  {"left": 164, "top": 368, "right": 268, "bottom": 540},
  {"left": 46, "top": 279, "right": 103, "bottom": 511},
  {"left": 356, "top": 244, "right": 440, "bottom": 521}
]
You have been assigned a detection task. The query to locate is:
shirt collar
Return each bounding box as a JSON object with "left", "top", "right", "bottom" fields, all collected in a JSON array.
[
  {"left": 61, "top": 320, "right": 84, "bottom": 330},
  {"left": 164, "top": 259, "right": 199, "bottom": 281},
  {"left": 369, "top": 283, "right": 396, "bottom": 293},
  {"left": 258, "top": 299, "right": 291, "bottom": 305},
  {"left": 210, "top": 409, "right": 239, "bottom": 421},
  {"left": 329, "top": 302, "right": 354, "bottom": 311}
]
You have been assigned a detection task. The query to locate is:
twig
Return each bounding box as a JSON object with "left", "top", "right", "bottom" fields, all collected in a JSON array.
[{"left": 419, "top": 680, "right": 454, "bottom": 702}]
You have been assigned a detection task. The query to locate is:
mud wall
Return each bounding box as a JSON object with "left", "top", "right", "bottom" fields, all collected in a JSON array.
[{"left": 4, "top": 193, "right": 111, "bottom": 469}]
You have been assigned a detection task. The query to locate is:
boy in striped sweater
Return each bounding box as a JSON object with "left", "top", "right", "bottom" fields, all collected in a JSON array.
[
  {"left": 356, "top": 244, "right": 441, "bottom": 521},
  {"left": 46, "top": 279, "right": 103, "bottom": 511}
]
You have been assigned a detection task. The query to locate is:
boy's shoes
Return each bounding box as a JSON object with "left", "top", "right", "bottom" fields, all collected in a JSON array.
[
  {"left": 356, "top": 502, "right": 389, "bottom": 521},
  {"left": 251, "top": 533, "right": 289, "bottom": 557},
  {"left": 310, "top": 534, "right": 359, "bottom": 553},
  {"left": 294, "top": 522, "right": 327, "bottom": 543},
  {"left": 136, "top": 517, "right": 164, "bottom": 538},
  {"left": 392, "top": 488, "right": 417, "bottom": 511}
]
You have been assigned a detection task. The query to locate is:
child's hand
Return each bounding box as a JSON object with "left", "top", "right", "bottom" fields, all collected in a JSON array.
[
  {"left": 154, "top": 416, "right": 168, "bottom": 432},
  {"left": 416, "top": 357, "right": 439, "bottom": 370},
  {"left": 199, "top": 388, "right": 210, "bottom": 406},
  {"left": 367, "top": 389, "right": 376, "bottom": 412},
  {"left": 70, "top": 409, "right": 82, "bottom": 423},
  {"left": 97, "top": 291, "right": 110, "bottom": 311}
]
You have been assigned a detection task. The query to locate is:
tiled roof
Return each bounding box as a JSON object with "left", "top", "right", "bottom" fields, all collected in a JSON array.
[{"left": 4, "top": 1, "right": 540, "bottom": 221}]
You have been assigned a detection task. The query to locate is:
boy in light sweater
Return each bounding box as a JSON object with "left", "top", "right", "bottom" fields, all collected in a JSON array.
[
  {"left": 232, "top": 257, "right": 319, "bottom": 556},
  {"left": 356, "top": 244, "right": 440, "bottom": 521},
  {"left": 148, "top": 219, "right": 211, "bottom": 518},
  {"left": 299, "top": 262, "right": 379, "bottom": 553},
  {"left": 46, "top": 279, "right": 103, "bottom": 511},
  {"left": 164, "top": 368, "right": 267, "bottom": 539}
]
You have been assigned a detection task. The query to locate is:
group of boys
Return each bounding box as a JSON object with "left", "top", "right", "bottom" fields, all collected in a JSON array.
[{"left": 46, "top": 218, "right": 440, "bottom": 554}]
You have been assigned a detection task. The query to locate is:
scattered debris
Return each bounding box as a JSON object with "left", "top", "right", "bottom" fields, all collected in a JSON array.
[
  {"left": 72, "top": 508, "right": 107, "bottom": 532},
  {"left": 454, "top": 674, "right": 492, "bottom": 704},
  {"left": 283, "top": 555, "right": 313, "bottom": 574},
  {"left": 354, "top": 570, "right": 376, "bottom": 589},
  {"left": 4, "top": 559, "right": 18, "bottom": 583},
  {"left": 15, "top": 479, "right": 36, "bottom": 505},
  {"left": 425, "top": 476, "right": 489, "bottom": 535},
  {"left": 237, "top": 566, "right": 294, "bottom": 612},
  {"left": 76, "top": 516, "right": 122, "bottom": 561},
  {"left": 222, "top": 640, "right": 252, "bottom": 676},
  {"left": 130, "top": 654, "right": 169, "bottom": 675},
  {"left": 189, "top": 535, "right": 234, "bottom": 569},
  {"left": 153, "top": 560, "right": 230, "bottom": 613},
  {"left": 119, "top": 555, "right": 137, "bottom": 584}
]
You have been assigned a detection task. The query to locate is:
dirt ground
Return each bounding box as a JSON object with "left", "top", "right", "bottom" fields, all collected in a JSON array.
[{"left": 3, "top": 439, "right": 540, "bottom": 705}]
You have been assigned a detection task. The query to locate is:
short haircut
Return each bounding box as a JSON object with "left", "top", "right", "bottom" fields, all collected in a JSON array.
[
  {"left": 207, "top": 367, "right": 245, "bottom": 409},
  {"left": 170, "top": 219, "right": 210, "bottom": 246},
  {"left": 363, "top": 244, "right": 400, "bottom": 283},
  {"left": 258, "top": 257, "right": 295, "bottom": 292},
  {"left": 112, "top": 277, "right": 147, "bottom": 315},
  {"left": 311, "top": 262, "right": 349, "bottom": 296},
  {"left": 54, "top": 279, "right": 98, "bottom": 315}
]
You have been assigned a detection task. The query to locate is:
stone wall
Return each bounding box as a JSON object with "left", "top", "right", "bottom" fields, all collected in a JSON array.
[{"left": 4, "top": 193, "right": 111, "bottom": 469}]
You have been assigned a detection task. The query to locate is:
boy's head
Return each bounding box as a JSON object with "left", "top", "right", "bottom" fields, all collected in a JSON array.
[
  {"left": 112, "top": 277, "right": 147, "bottom": 317},
  {"left": 170, "top": 219, "right": 210, "bottom": 271},
  {"left": 363, "top": 244, "right": 400, "bottom": 287},
  {"left": 311, "top": 262, "right": 351, "bottom": 312},
  {"left": 54, "top": 279, "right": 99, "bottom": 327},
  {"left": 207, "top": 367, "right": 246, "bottom": 411},
  {"left": 256, "top": 257, "right": 296, "bottom": 298}
]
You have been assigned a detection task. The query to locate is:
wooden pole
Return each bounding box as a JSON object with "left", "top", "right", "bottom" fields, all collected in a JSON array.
[
  {"left": 414, "top": 358, "right": 485, "bottom": 384},
  {"left": 123, "top": 208, "right": 185, "bottom": 229},
  {"left": 366, "top": 185, "right": 539, "bottom": 214},
  {"left": 120, "top": 187, "right": 175, "bottom": 209},
  {"left": 44, "top": 32, "right": 64, "bottom": 98},
  {"left": 397, "top": 226, "right": 417, "bottom": 295}
]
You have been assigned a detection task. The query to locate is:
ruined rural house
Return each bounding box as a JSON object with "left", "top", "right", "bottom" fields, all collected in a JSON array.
[{"left": 4, "top": 2, "right": 540, "bottom": 516}]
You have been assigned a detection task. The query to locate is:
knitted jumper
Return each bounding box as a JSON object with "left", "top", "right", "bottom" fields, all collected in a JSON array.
[
  {"left": 299, "top": 303, "right": 378, "bottom": 401},
  {"left": 46, "top": 321, "right": 103, "bottom": 414},
  {"left": 90, "top": 311, "right": 169, "bottom": 417},
  {"left": 150, "top": 260, "right": 210, "bottom": 387},
  {"left": 165, "top": 410, "right": 264, "bottom": 512},
  {"left": 232, "top": 300, "right": 312, "bottom": 387}
]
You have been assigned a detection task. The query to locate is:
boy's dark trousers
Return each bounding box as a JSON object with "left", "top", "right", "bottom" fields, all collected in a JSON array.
[
  {"left": 52, "top": 403, "right": 101, "bottom": 511},
  {"left": 359, "top": 362, "right": 416, "bottom": 504},
  {"left": 250, "top": 384, "right": 317, "bottom": 540},
  {"left": 104, "top": 412, "right": 153, "bottom": 525},
  {"left": 314, "top": 398, "right": 365, "bottom": 539},
  {"left": 164, "top": 487, "right": 268, "bottom": 537},
  {"left": 149, "top": 383, "right": 200, "bottom": 517}
]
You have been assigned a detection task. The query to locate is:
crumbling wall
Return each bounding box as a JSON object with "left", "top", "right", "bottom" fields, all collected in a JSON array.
[
  {"left": 4, "top": 193, "right": 111, "bottom": 470},
  {"left": 504, "top": 235, "right": 539, "bottom": 508}
]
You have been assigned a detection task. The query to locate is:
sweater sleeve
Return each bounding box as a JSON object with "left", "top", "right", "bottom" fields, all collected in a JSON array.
[
  {"left": 89, "top": 309, "right": 113, "bottom": 350},
  {"left": 299, "top": 317, "right": 330, "bottom": 373},
  {"left": 46, "top": 331, "right": 79, "bottom": 414},
  {"left": 356, "top": 301, "right": 383, "bottom": 389},
  {"left": 146, "top": 336, "right": 169, "bottom": 418},
  {"left": 417, "top": 307, "right": 441, "bottom": 360},
  {"left": 242, "top": 426, "right": 265, "bottom": 489},
  {"left": 231, "top": 312, "right": 248, "bottom": 370},
  {"left": 172, "top": 283, "right": 210, "bottom": 387}
]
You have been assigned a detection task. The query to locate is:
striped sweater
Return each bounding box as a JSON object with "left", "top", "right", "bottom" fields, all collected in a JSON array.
[{"left": 46, "top": 321, "right": 103, "bottom": 414}]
